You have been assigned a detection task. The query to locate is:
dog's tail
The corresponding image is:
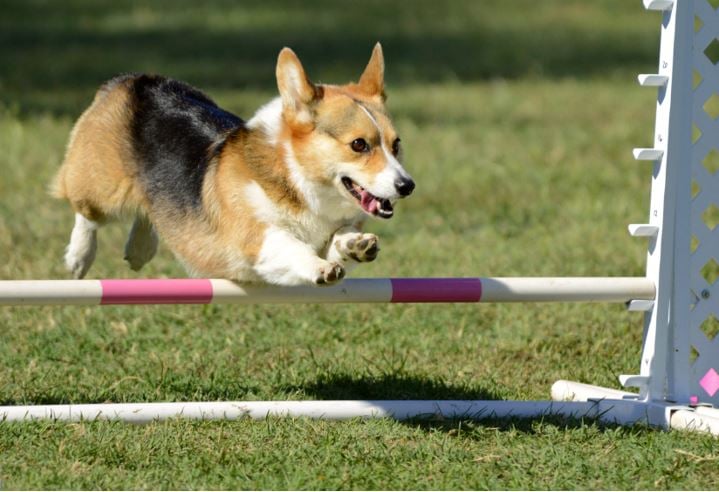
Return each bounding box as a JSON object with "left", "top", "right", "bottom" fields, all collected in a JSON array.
[
  {"left": 48, "top": 170, "right": 66, "bottom": 199},
  {"left": 48, "top": 161, "right": 68, "bottom": 200}
]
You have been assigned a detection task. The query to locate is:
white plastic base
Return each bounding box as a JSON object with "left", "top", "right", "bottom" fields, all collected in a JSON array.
[{"left": 552, "top": 380, "right": 719, "bottom": 436}]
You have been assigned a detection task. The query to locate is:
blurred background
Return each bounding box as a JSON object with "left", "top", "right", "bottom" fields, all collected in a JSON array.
[
  {"left": 1, "top": 0, "right": 657, "bottom": 116},
  {"left": 0, "top": 0, "right": 665, "bottom": 288}
]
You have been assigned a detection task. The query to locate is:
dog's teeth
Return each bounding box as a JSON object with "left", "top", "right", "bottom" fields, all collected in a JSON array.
[{"left": 376, "top": 199, "right": 394, "bottom": 218}]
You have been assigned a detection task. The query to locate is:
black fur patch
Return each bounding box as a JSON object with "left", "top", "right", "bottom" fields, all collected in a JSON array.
[{"left": 127, "top": 74, "right": 244, "bottom": 211}]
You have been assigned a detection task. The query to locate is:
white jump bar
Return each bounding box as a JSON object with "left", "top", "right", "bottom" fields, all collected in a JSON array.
[{"left": 0, "top": 277, "right": 656, "bottom": 306}]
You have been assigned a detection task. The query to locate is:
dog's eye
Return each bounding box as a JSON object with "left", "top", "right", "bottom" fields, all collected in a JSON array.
[
  {"left": 392, "top": 138, "right": 401, "bottom": 156},
  {"left": 350, "top": 138, "right": 369, "bottom": 153}
]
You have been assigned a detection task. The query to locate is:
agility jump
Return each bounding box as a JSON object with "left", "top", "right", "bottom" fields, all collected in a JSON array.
[{"left": 3, "top": 0, "right": 719, "bottom": 435}]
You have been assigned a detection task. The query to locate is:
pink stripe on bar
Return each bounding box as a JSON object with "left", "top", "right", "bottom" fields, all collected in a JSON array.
[
  {"left": 390, "top": 278, "right": 482, "bottom": 303},
  {"left": 100, "top": 279, "right": 214, "bottom": 305}
]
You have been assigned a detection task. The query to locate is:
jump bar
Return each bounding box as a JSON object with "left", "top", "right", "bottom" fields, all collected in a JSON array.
[
  {"left": 0, "top": 277, "right": 655, "bottom": 306},
  {"left": 0, "top": 399, "right": 604, "bottom": 424}
]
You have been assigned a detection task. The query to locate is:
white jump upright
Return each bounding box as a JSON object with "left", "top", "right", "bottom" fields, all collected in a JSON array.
[
  {"left": 554, "top": 0, "right": 719, "bottom": 434},
  {"left": 2, "top": 0, "right": 719, "bottom": 435}
]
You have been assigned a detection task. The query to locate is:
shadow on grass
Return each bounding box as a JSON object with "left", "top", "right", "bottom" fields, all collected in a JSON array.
[
  {"left": 0, "top": 0, "right": 656, "bottom": 117},
  {"left": 1, "top": 371, "right": 651, "bottom": 435},
  {"left": 291, "top": 372, "right": 649, "bottom": 435},
  {"left": 291, "top": 372, "right": 502, "bottom": 401},
  {"left": 406, "top": 414, "right": 651, "bottom": 436}
]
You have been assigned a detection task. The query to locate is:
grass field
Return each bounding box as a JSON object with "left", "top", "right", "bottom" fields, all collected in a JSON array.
[{"left": 3, "top": 0, "right": 719, "bottom": 489}]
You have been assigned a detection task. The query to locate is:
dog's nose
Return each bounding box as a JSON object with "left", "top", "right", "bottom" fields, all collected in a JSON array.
[{"left": 395, "top": 177, "right": 415, "bottom": 197}]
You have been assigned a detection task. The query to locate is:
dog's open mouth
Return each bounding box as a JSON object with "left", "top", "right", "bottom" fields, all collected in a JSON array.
[{"left": 341, "top": 177, "right": 393, "bottom": 219}]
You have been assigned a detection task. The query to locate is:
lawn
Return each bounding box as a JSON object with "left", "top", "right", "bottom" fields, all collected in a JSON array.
[{"left": 2, "top": 0, "right": 719, "bottom": 489}]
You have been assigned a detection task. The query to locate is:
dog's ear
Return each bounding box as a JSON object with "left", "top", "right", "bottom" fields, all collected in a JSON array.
[
  {"left": 358, "top": 42, "right": 385, "bottom": 100},
  {"left": 276, "top": 48, "right": 321, "bottom": 124}
]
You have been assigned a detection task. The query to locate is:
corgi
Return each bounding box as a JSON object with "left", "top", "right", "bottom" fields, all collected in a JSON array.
[{"left": 52, "top": 43, "right": 415, "bottom": 285}]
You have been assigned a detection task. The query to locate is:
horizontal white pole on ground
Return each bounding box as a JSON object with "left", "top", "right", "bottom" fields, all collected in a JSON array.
[
  {"left": 0, "top": 277, "right": 655, "bottom": 306},
  {"left": 0, "top": 400, "right": 604, "bottom": 424}
]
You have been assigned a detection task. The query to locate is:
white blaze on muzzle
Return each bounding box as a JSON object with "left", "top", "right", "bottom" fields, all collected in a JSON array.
[{"left": 356, "top": 104, "right": 413, "bottom": 200}]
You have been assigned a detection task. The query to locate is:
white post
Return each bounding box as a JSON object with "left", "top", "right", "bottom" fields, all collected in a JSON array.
[
  {"left": 556, "top": 0, "right": 719, "bottom": 434},
  {"left": 682, "top": 0, "right": 719, "bottom": 409},
  {"left": 630, "top": 0, "right": 719, "bottom": 411},
  {"left": 620, "top": 0, "right": 694, "bottom": 409}
]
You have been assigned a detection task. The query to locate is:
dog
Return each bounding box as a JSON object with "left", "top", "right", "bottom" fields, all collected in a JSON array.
[{"left": 52, "top": 43, "right": 414, "bottom": 286}]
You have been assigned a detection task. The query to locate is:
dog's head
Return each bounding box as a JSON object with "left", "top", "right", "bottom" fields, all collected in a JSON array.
[{"left": 275, "top": 43, "right": 414, "bottom": 219}]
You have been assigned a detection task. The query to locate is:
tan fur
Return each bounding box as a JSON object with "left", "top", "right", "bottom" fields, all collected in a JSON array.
[
  {"left": 54, "top": 82, "right": 274, "bottom": 276},
  {"left": 222, "top": 129, "right": 306, "bottom": 213},
  {"left": 357, "top": 43, "right": 386, "bottom": 100},
  {"left": 53, "top": 79, "right": 146, "bottom": 222},
  {"left": 294, "top": 85, "right": 399, "bottom": 178}
]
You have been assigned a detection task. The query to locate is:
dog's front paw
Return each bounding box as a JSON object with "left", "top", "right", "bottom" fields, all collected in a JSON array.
[
  {"left": 315, "top": 262, "right": 345, "bottom": 285},
  {"left": 338, "top": 233, "right": 379, "bottom": 262}
]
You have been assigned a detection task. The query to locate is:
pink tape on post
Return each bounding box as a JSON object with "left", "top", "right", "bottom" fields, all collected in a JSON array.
[
  {"left": 390, "top": 278, "right": 482, "bottom": 303},
  {"left": 101, "top": 279, "right": 213, "bottom": 305}
]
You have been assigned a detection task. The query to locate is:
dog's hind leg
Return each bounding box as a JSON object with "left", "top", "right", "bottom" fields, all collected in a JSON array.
[
  {"left": 124, "top": 215, "right": 158, "bottom": 271},
  {"left": 65, "top": 212, "right": 100, "bottom": 279}
]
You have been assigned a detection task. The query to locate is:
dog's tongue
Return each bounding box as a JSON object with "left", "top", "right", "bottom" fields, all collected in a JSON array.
[{"left": 360, "top": 190, "right": 380, "bottom": 214}]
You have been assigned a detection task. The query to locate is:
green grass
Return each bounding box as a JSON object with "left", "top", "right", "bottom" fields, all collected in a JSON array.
[{"left": 2, "top": 0, "right": 719, "bottom": 489}]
